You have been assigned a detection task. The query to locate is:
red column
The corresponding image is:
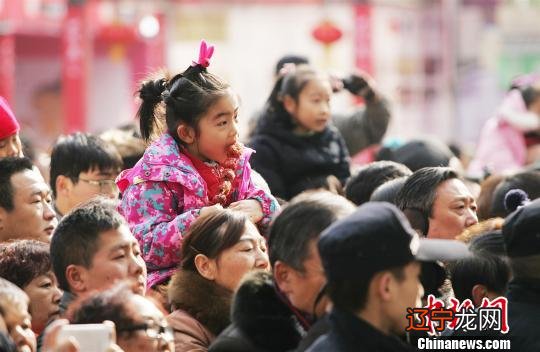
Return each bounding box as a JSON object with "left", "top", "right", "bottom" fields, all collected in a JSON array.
[
  {"left": 0, "top": 0, "right": 18, "bottom": 103},
  {"left": 354, "top": 3, "right": 373, "bottom": 75},
  {"left": 61, "top": 0, "right": 91, "bottom": 133},
  {"left": 0, "top": 35, "right": 15, "bottom": 102}
]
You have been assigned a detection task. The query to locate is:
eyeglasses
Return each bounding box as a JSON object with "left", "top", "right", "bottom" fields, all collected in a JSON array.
[
  {"left": 118, "top": 321, "right": 174, "bottom": 343},
  {"left": 77, "top": 178, "right": 118, "bottom": 193}
]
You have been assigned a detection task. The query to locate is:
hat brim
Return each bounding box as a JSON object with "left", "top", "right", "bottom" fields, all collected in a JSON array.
[{"left": 414, "top": 239, "right": 470, "bottom": 262}]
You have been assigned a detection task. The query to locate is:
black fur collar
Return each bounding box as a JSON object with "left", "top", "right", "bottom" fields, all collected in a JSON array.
[
  {"left": 232, "top": 270, "right": 305, "bottom": 350},
  {"left": 168, "top": 269, "right": 232, "bottom": 336}
]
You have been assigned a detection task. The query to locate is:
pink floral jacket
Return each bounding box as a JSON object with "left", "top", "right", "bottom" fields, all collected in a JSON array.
[
  {"left": 116, "top": 133, "right": 279, "bottom": 288},
  {"left": 468, "top": 89, "right": 540, "bottom": 178}
]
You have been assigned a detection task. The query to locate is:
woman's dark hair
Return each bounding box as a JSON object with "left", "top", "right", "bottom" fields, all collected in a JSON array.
[
  {"left": 489, "top": 171, "right": 540, "bottom": 218},
  {"left": 180, "top": 209, "right": 250, "bottom": 272},
  {"left": 262, "top": 65, "right": 321, "bottom": 130},
  {"left": 137, "top": 65, "right": 229, "bottom": 143},
  {"left": 0, "top": 240, "right": 52, "bottom": 288}
]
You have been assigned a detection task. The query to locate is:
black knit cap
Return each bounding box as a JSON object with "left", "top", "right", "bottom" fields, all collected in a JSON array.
[{"left": 502, "top": 198, "right": 540, "bottom": 257}]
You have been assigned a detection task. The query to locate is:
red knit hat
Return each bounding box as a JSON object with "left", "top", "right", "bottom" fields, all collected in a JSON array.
[{"left": 0, "top": 96, "right": 19, "bottom": 140}]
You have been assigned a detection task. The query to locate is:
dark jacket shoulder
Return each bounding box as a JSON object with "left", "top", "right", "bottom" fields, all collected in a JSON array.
[
  {"left": 210, "top": 271, "right": 305, "bottom": 352},
  {"left": 307, "top": 309, "right": 415, "bottom": 352}
]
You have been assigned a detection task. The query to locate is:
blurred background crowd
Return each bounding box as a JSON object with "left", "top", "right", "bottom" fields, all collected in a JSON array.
[{"left": 2, "top": 0, "right": 540, "bottom": 155}]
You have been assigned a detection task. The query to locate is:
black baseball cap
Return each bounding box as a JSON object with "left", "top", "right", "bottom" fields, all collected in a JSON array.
[
  {"left": 502, "top": 198, "right": 540, "bottom": 257},
  {"left": 318, "top": 202, "right": 470, "bottom": 281}
]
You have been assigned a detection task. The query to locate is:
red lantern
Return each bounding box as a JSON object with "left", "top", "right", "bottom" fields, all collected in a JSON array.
[
  {"left": 98, "top": 24, "right": 137, "bottom": 45},
  {"left": 312, "top": 20, "right": 342, "bottom": 45}
]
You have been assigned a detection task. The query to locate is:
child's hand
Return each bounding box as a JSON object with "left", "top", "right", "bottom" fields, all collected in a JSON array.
[
  {"left": 199, "top": 204, "right": 223, "bottom": 218},
  {"left": 228, "top": 199, "right": 263, "bottom": 223}
]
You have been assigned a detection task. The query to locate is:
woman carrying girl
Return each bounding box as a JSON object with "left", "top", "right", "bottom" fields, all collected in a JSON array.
[
  {"left": 249, "top": 65, "right": 351, "bottom": 200},
  {"left": 116, "top": 41, "right": 279, "bottom": 290}
]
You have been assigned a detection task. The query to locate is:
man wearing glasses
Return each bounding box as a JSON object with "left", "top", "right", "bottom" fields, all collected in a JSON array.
[{"left": 50, "top": 132, "right": 123, "bottom": 219}]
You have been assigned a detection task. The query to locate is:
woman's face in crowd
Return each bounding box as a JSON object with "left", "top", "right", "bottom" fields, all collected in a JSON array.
[
  {"left": 3, "top": 301, "right": 36, "bottom": 352},
  {"left": 118, "top": 295, "right": 174, "bottom": 352},
  {"left": 213, "top": 221, "right": 270, "bottom": 292},
  {"left": 0, "top": 133, "right": 23, "bottom": 159},
  {"left": 23, "top": 272, "right": 62, "bottom": 335}
]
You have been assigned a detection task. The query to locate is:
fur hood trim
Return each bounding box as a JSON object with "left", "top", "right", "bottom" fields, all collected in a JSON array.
[{"left": 168, "top": 269, "right": 232, "bottom": 336}]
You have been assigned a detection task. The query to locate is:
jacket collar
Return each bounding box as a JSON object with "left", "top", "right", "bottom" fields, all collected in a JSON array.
[
  {"left": 117, "top": 133, "right": 254, "bottom": 194},
  {"left": 168, "top": 269, "right": 232, "bottom": 336},
  {"left": 507, "top": 278, "right": 540, "bottom": 305},
  {"left": 329, "top": 308, "right": 414, "bottom": 351}
]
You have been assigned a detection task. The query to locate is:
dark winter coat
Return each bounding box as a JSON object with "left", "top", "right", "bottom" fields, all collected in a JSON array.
[
  {"left": 249, "top": 118, "right": 350, "bottom": 200},
  {"left": 209, "top": 271, "right": 306, "bottom": 352},
  {"left": 306, "top": 308, "right": 416, "bottom": 352},
  {"left": 506, "top": 278, "right": 540, "bottom": 351}
]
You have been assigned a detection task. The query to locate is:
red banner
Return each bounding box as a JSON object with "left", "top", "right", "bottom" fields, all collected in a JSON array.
[
  {"left": 0, "top": 35, "right": 15, "bottom": 103},
  {"left": 61, "top": 3, "right": 89, "bottom": 133},
  {"left": 354, "top": 4, "right": 372, "bottom": 75}
]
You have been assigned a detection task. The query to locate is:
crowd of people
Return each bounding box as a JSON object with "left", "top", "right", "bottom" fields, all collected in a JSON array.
[{"left": 1, "top": 40, "right": 540, "bottom": 352}]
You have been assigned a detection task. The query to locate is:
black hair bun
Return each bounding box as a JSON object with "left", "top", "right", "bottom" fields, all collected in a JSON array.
[{"left": 139, "top": 78, "right": 166, "bottom": 104}]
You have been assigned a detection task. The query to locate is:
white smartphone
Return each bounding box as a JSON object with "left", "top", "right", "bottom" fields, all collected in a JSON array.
[{"left": 57, "top": 324, "right": 113, "bottom": 352}]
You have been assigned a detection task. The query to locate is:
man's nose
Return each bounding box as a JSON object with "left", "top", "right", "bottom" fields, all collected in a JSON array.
[{"left": 465, "top": 208, "right": 478, "bottom": 228}]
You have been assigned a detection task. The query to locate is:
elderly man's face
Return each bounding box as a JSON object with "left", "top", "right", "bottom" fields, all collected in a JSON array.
[{"left": 428, "top": 178, "right": 478, "bottom": 239}]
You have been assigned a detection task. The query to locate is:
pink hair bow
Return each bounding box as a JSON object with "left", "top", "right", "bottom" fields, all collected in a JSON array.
[
  {"left": 192, "top": 40, "right": 214, "bottom": 68},
  {"left": 279, "top": 63, "right": 296, "bottom": 77},
  {"left": 511, "top": 72, "right": 540, "bottom": 88}
]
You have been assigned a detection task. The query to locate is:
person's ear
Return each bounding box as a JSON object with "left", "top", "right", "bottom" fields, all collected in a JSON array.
[
  {"left": 274, "top": 261, "right": 294, "bottom": 293},
  {"left": 471, "top": 284, "right": 488, "bottom": 306},
  {"left": 282, "top": 95, "right": 297, "bottom": 115},
  {"left": 66, "top": 264, "right": 88, "bottom": 294},
  {"left": 376, "top": 271, "right": 394, "bottom": 302},
  {"left": 194, "top": 254, "right": 217, "bottom": 281},
  {"left": 56, "top": 175, "right": 73, "bottom": 198},
  {"left": 176, "top": 124, "right": 196, "bottom": 145}
]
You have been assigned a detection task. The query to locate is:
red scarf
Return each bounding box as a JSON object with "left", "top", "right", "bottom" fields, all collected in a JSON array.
[
  {"left": 183, "top": 144, "right": 243, "bottom": 206},
  {"left": 185, "top": 152, "right": 227, "bottom": 204}
]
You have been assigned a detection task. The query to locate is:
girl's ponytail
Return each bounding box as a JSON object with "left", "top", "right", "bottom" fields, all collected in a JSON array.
[{"left": 137, "top": 78, "right": 166, "bottom": 141}]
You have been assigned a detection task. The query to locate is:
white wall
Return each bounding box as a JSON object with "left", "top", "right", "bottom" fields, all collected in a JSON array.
[{"left": 166, "top": 3, "right": 356, "bottom": 139}]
